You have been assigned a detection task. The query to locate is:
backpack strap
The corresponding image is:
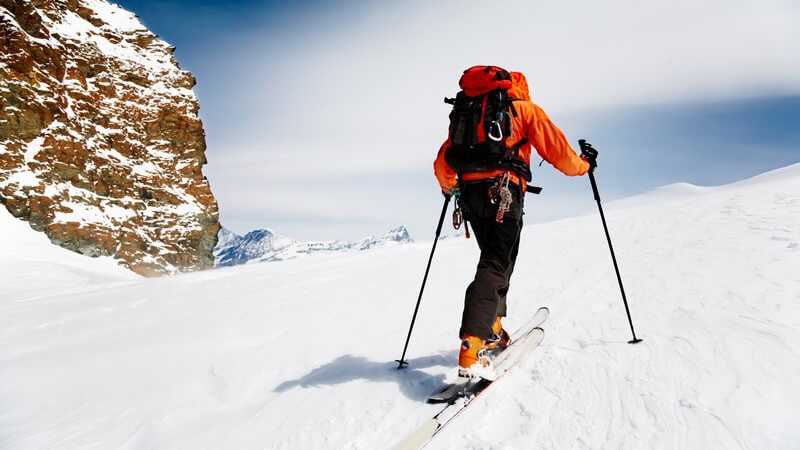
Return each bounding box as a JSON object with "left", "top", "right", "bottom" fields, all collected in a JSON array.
[
  {"left": 507, "top": 96, "right": 523, "bottom": 117},
  {"left": 503, "top": 138, "right": 532, "bottom": 181},
  {"left": 453, "top": 116, "right": 467, "bottom": 145},
  {"left": 508, "top": 137, "right": 528, "bottom": 158}
]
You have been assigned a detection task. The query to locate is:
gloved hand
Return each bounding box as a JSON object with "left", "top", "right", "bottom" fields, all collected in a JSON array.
[
  {"left": 581, "top": 154, "right": 597, "bottom": 170},
  {"left": 578, "top": 139, "right": 598, "bottom": 170},
  {"left": 442, "top": 186, "right": 460, "bottom": 199}
]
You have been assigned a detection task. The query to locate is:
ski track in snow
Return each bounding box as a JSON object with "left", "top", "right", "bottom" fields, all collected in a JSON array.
[{"left": 0, "top": 164, "right": 798, "bottom": 449}]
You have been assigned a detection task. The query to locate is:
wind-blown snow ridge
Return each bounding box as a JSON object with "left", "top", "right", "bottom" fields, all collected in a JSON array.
[
  {"left": 0, "top": 164, "right": 798, "bottom": 449},
  {"left": 606, "top": 163, "right": 800, "bottom": 212},
  {"left": 214, "top": 225, "right": 413, "bottom": 266}
]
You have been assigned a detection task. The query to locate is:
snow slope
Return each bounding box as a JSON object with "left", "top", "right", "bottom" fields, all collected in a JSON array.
[
  {"left": 0, "top": 212, "right": 138, "bottom": 298},
  {"left": 1, "top": 164, "right": 798, "bottom": 449}
]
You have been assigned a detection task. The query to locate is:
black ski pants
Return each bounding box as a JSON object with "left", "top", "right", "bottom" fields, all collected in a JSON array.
[{"left": 458, "top": 179, "right": 524, "bottom": 340}]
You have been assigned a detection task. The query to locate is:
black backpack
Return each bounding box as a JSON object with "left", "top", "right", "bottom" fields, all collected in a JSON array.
[{"left": 443, "top": 66, "right": 532, "bottom": 181}]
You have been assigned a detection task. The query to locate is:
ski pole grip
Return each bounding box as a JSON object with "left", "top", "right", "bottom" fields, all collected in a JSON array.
[
  {"left": 578, "top": 139, "right": 599, "bottom": 171},
  {"left": 578, "top": 139, "right": 593, "bottom": 155}
]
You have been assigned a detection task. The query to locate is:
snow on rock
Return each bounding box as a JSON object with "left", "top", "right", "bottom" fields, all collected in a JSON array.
[
  {"left": 214, "top": 225, "right": 413, "bottom": 266},
  {"left": 0, "top": 164, "right": 798, "bottom": 448},
  {"left": 0, "top": 0, "right": 219, "bottom": 276}
]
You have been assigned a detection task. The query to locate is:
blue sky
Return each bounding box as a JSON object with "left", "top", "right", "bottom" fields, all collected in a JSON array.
[{"left": 116, "top": 0, "right": 800, "bottom": 241}]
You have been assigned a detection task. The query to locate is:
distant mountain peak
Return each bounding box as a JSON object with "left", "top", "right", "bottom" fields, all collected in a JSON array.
[
  {"left": 213, "top": 226, "right": 413, "bottom": 267},
  {"left": 242, "top": 229, "right": 276, "bottom": 241},
  {"left": 385, "top": 226, "right": 412, "bottom": 241}
]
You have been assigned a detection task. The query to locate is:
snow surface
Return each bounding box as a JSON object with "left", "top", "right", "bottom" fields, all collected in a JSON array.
[
  {"left": 1, "top": 164, "right": 799, "bottom": 449},
  {"left": 0, "top": 212, "right": 138, "bottom": 298}
]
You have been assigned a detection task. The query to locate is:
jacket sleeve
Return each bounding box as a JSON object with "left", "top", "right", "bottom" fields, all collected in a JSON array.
[
  {"left": 526, "top": 103, "right": 590, "bottom": 176},
  {"left": 433, "top": 138, "right": 458, "bottom": 192}
]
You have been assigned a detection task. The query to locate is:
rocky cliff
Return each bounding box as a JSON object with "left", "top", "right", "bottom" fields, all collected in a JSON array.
[{"left": 0, "top": 0, "right": 219, "bottom": 276}]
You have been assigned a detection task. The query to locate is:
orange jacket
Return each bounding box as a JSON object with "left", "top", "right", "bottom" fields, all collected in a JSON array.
[{"left": 434, "top": 72, "right": 589, "bottom": 192}]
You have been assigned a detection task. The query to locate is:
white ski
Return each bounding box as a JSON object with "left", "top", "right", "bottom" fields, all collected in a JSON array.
[{"left": 393, "top": 307, "right": 548, "bottom": 450}]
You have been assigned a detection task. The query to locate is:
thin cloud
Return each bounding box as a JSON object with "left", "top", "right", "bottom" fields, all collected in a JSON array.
[{"left": 192, "top": 0, "right": 800, "bottom": 239}]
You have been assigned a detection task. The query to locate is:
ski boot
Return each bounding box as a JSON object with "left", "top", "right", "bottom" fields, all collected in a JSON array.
[
  {"left": 486, "top": 316, "right": 511, "bottom": 352},
  {"left": 458, "top": 335, "right": 496, "bottom": 381},
  {"left": 428, "top": 335, "right": 497, "bottom": 403}
]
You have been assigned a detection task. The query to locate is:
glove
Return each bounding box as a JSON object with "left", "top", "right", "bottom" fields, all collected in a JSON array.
[
  {"left": 442, "top": 186, "right": 460, "bottom": 199},
  {"left": 578, "top": 139, "right": 598, "bottom": 170},
  {"left": 581, "top": 154, "right": 597, "bottom": 170}
]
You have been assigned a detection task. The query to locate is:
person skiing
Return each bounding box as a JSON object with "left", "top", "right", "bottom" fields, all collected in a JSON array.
[{"left": 434, "top": 65, "right": 592, "bottom": 379}]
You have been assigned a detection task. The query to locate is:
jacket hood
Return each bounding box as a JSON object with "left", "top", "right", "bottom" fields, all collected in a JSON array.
[{"left": 508, "top": 72, "right": 531, "bottom": 102}]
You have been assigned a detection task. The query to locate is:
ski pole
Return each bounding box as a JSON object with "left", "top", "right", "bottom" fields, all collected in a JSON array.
[
  {"left": 578, "top": 139, "right": 643, "bottom": 344},
  {"left": 396, "top": 194, "right": 451, "bottom": 368}
]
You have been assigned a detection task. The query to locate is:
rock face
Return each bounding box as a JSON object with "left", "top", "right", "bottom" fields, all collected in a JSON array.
[
  {"left": 215, "top": 226, "right": 413, "bottom": 267},
  {"left": 0, "top": 0, "right": 219, "bottom": 276}
]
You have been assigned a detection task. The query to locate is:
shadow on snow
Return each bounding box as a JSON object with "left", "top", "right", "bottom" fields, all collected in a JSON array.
[{"left": 273, "top": 352, "right": 457, "bottom": 401}]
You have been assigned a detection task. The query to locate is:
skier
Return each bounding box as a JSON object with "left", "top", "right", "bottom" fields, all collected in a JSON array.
[{"left": 434, "top": 66, "right": 592, "bottom": 379}]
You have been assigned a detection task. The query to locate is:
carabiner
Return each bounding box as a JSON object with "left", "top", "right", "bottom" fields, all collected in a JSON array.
[
  {"left": 488, "top": 120, "right": 503, "bottom": 142},
  {"left": 452, "top": 207, "right": 463, "bottom": 230}
]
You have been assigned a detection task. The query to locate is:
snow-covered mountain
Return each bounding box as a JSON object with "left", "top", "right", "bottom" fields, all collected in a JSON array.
[
  {"left": 214, "top": 225, "right": 413, "bottom": 266},
  {"left": 0, "top": 164, "right": 798, "bottom": 448},
  {"left": 0, "top": 0, "right": 219, "bottom": 276}
]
